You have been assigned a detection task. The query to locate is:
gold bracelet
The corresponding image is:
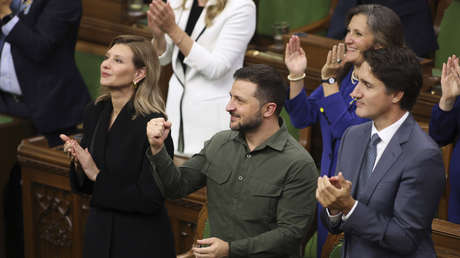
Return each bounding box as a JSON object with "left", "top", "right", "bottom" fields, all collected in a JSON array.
[{"left": 287, "top": 73, "right": 306, "bottom": 81}]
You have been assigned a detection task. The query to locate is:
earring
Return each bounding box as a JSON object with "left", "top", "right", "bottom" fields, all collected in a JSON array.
[{"left": 133, "top": 81, "right": 138, "bottom": 89}]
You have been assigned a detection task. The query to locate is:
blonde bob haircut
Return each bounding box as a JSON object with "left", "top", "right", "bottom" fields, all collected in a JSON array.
[
  {"left": 181, "top": 0, "right": 227, "bottom": 27},
  {"left": 96, "top": 35, "right": 166, "bottom": 119}
]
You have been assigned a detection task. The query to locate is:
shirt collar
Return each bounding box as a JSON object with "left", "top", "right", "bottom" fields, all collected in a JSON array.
[
  {"left": 232, "top": 118, "right": 289, "bottom": 152},
  {"left": 371, "top": 111, "right": 409, "bottom": 144}
]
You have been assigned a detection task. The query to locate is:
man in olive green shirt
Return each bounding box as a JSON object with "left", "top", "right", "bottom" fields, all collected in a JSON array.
[{"left": 146, "top": 64, "right": 318, "bottom": 258}]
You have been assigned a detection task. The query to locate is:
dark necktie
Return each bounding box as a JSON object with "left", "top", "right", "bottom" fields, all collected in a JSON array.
[{"left": 365, "top": 133, "right": 381, "bottom": 176}]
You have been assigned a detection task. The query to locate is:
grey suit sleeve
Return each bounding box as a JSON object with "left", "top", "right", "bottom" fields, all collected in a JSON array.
[
  {"left": 320, "top": 126, "right": 353, "bottom": 234},
  {"left": 341, "top": 148, "right": 445, "bottom": 255}
]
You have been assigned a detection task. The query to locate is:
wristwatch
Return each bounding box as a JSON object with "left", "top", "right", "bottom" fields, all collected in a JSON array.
[
  {"left": 1, "top": 13, "right": 14, "bottom": 26},
  {"left": 321, "top": 77, "right": 336, "bottom": 84}
]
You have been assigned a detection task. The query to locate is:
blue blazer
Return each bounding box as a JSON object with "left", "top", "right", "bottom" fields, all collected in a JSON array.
[
  {"left": 327, "top": 0, "right": 437, "bottom": 57},
  {"left": 5, "top": 0, "right": 90, "bottom": 133},
  {"left": 322, "top": 115, "right": 445, "bottom": 257},
  {"left": 430, "top": 99, "right": 460, "bottom": 223}
]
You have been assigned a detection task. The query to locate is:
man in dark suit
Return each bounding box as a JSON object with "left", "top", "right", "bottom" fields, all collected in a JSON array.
[
  {"left": 0, "top": 0, "right": 90, "bottom": 146},
  {"left": 317, "top": 47, "right": 445, "bottom": 257},
  {"left": 327, "top": 1, "right": 437, "bottom": 57}
]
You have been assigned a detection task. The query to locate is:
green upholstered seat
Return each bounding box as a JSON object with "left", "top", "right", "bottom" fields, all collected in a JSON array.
[
  {"left": 75, "top": 51, "right": 105, "bottom": 100},
  {"left": 257, "top": 0, "right": 330, "bottom": 36},
  {"left": 0, "top": 115, "right": 13, "bottom": 124}
]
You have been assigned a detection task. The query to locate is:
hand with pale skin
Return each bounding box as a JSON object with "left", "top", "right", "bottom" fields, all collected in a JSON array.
[
  {"left": 192, "top": 237, "right": 229, "bottom": 258},
  {"left": 59, "top": 134, "right": 100, "bottom": 181},
  {"left": 316, "top": 172, "right": 355, "bottom": 215},
  {"left": 148, "top": 0, "right": 177, "bottom": 35},
  {"left": 0, "top": 0, "right": 12, "bottom": 18},
  {"left": 439, "top": 55, "right": 460, "bottom": 111},
  {"left": 321, "top": 43, "right": 346, "bottom": 79},
  {"left": 320, "top": 43, "right": 345, "bottom": 96},
  {"left": 147, "top": 0, "right": 193, "bottom": 58},
  {"left": 146, "top": 117, "right": 171, "bottom": 155},
  {"left": 285, "top": 35, "right": 307, "bottom": 76},
  {"left": 285, "top": 35, "right": 307, "bottom": 99}
]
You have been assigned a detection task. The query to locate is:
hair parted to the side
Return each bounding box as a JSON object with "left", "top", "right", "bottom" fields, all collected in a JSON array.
[
  {"left": 338, "top": 4, "right": 405, "bottom": 85},
  {"left": 96, "top": 35, "right": 166, "bottom": 119},
  {"left": 362, "top": 47, "right": 422, "bottom": 111},
  {"left": 233, "top": 64, "right": 287, "bottom": 116},
  {"left": 180, "top": 0, "right": 227, "bottom": 27},
  {"left": 346, "top": 4, "right": 404, "bottom": 48}
]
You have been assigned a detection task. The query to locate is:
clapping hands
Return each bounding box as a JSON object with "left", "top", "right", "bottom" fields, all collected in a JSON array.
[
  {"left": 147, "top": 0, "right": 176, "bottom": 37},
  {"left": 60, "top": 134, "right": 100, "bottom": 181}
]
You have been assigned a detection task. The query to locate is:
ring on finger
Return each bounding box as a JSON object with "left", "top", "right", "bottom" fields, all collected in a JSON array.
[{"left": 337, "top": 58, "right": 342, "bottom": 64}]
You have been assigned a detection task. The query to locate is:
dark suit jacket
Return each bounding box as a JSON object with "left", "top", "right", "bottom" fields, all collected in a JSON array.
[
  {"left": 70, "top": 99, "right": 176, "bottom": 258},
  {"left": 327, "top": 0, "right": 438, "bottom": 57},
  {"left": 322, "top": 115, "right": 445, "bottom": 257},
  {"left": 5, "top": 0, "right": 90, "bottom": 133}
]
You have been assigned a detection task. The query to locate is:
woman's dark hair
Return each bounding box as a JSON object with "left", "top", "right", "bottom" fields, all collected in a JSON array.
[{"left": 338, "top": 4, "right": 405, "bottom": 84}]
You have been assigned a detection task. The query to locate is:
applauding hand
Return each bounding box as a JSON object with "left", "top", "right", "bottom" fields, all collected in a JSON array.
[
  {"left": 285, "top": 35, "right": 307, "bottom": 76},
  {"left": 60, "top": 134, "right": 100, "bottom": 181},
  {"left": 440, "top": 55, "right": 460, "bottom": 111},
  {"left": 321, "top": 43, "right": 346, "bottom": 80}
]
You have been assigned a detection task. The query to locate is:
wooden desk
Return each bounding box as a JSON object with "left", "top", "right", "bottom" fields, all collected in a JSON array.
[
  {"left": 0, "top": 114, "right": 35, "bottom": 258},
  {"left": 432, "top": 219, "right": 460, "bottom": 258},
  {"left": 17, "top": 136, "right": 205, "bottom": 258}
]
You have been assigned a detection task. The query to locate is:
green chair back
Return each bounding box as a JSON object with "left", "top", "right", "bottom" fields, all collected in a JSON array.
[
  {"left": 303, "top": 232, "right": 317, "bottom": 258},
  {"left": 281, "top": 109, "right": 300, "bottom": 140},
  {"left": 0, "top": 115, "right": 13, "bottom": 124},
  {"left": 257, "top": 0, "right": 330, "bottom": 36},
  {"left": 75, "top": 51, "right": 105, "bottom": 100},
  {"left": 434, "top": 0, "right": 460, "bottom": 69}
]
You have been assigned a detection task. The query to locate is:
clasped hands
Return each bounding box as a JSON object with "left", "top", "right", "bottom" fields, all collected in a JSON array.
[
  {"left": 316, "top": 172, "right": 355, "bottom": 216},
  {"left": 147, "top": 0, "right": 177, "bottom": 38},
  {"left": 192, "top": 237, "right": 229, "bottom": 258},
  {"left": 59, "top": 134, "right": 100, "bottom": 182}
]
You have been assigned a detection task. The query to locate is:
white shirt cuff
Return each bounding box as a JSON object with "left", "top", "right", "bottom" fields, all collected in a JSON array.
[{"left": 342, "top": 201, "right": 359, "bottom": 221}]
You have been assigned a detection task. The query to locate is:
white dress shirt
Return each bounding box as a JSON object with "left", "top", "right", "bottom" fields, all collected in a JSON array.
[
  {"left": 0, "top": 16, "right": 22, "bottom": 95},
  {"left": 328, "top": 112, "right": 410, "bottom": 222}
]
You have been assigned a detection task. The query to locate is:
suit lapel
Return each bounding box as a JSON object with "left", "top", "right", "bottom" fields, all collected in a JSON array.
[
  {"left": 360, "top": 115, "right": 415, "bottom": 204},
  {"left": 350, "top": 123, "right": 372, "bottom": 197}
]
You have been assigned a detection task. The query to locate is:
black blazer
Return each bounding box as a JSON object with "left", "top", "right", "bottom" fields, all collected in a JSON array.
[
  {"left": 5, "top": 0, "right": 90, "bottom": 133},
  {"left": 327, "top": 0, "right": 438, "bottom": 57},
  {"left": 70, "top": 99, "right": 176, "bottom": 258}
]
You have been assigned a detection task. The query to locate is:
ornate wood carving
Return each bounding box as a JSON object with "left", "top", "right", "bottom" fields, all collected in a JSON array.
[{"left": 34, "top": 184, "right": 73, "bottom": 247}]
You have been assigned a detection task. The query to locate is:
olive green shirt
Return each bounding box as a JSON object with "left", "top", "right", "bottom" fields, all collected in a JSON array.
[{"left": 147, "top": 122, "right": 318, "bottom": 258}]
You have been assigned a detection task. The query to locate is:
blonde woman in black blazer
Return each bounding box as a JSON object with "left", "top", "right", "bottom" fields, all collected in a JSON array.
[{"left": 61, "top": 35, "right": 175, "bottom": 258}]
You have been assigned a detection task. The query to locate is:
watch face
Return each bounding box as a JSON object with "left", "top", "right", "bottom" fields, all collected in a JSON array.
[{"left": 327, "top": 78, "right": 336, "bottom": 84}]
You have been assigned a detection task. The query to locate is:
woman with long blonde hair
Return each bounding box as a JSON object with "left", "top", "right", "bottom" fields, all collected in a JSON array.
[
  {"left": 147, "top": 0, "right": 256, "bottom": 155},
  {"left": 60, "top": 35, "right": 176, "bottom": 258}
]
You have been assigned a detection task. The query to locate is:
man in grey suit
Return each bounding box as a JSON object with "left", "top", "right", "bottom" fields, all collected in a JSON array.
[{"left": 317, "top": 47, "right": 445, "bottom": 258}]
